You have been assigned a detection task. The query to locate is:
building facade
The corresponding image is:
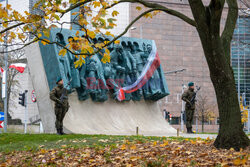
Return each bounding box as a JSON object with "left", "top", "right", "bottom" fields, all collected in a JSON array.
[{"left": 231, "top": 15, "right": 250, "bottom": 105}]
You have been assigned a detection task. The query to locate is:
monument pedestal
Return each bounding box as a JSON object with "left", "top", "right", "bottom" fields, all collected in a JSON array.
[{"left": 64, "top": 92, "right": 176, "bottom": 135}]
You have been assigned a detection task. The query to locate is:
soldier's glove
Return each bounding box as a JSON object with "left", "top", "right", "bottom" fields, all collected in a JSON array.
[{"left": 56, "top": 100, "right": 63, "bottom": 106}]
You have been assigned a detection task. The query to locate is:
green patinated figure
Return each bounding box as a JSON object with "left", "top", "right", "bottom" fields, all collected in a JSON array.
[
  {"left": 128, "top": 41, "right": 143, "bottom": 101},
  {"left": 49, "top": 77, "right": 69, "bottom": 135},
  {"left": 39, "top": 28, "right": 170, "bottom": 104},
  {"left": 121, "top": 41, "right": 137, "bottom": 101},
  {"left": 181, "top": 82, "right": 196, "bottom": 133}
]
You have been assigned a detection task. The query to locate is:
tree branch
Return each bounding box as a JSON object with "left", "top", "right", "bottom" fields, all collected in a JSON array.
[
  {"left": 188, "top": 0, "right": 208, "bottom": 33},
  {"left": 107, "top": 0, "right": 197, "bottom": 27},
  {"left": 0, "top": 22, "right": 25, "bottom": 34},
  {"left": 44, "top": 8, "right": 161, "bottom": 56},
  {"left": 0, "top": 8, "right": 161, "bottom": 58},
  {"left": 209, "top": 0, "right": 225, "bottom": 36},
  {"left": 221, "top": 0, "right": 238, "bottom": 54},
  {"left": 0, "top": 39, "right": 39, "bottom": 54},
  {"left": 59, "top": 0, "right": 93, "bottom": 18}
]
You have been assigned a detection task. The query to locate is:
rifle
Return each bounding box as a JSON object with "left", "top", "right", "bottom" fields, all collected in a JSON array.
[
  {"left": 189, "top": 86, "right": 201, "bottom": 105},
  {"left": 185, "top": 86, "right": 200, "bottom": 108},
  {"left": 60, "top": 79, "right": 72, "bottom": 103}
]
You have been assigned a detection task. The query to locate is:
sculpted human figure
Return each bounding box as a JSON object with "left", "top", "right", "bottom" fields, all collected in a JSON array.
[
  {"left": 139, "top": 43, "right": 161, "bottom": 100},
  {"left": 127, "top": 41, "right": 143, "bottom": 101},
  {"left": 85, "top": 37, "right": 108, "bottom": 102},
  {"left": 55, "top": 33, "right": 71, "bottom": 88},
  {"left": 67, "top": 36, "right": 81, "bottom": 89},
  {"left": 121, "top": 41, "right": 139, "bottom": 100},
  {"left": 110, "top": 44, "right": 128, "bottom": 99},
  {"left": 131, "top": 42, "right": 144, "bottom": 73},
  {"left": 147, "top": 44, "right": 162, "bottom": 100}
]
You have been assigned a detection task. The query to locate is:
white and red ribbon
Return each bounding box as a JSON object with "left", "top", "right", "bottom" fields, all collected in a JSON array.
[
  {"left": 117, "top": 41, "right": 161, "bottom": 101},
  {"left": 9, "top": 63, "right": 26, "bottom": 73}
]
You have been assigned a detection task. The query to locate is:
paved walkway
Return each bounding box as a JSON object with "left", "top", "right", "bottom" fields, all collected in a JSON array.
[
  {"left": 144, "top": 132, "right": 217, "bottom": 139},
  {"left": 179, "top": 133, "right": 217, "bottom": 139}
]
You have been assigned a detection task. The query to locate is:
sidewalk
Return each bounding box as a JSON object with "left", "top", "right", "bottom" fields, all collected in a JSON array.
[{"left": 179, "top": 133, "right": 217, "bottom": 139}]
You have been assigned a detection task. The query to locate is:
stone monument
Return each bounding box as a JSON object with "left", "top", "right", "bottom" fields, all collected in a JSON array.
[{"left": 25, "top": 28, "right": 176, "bottom": 135}]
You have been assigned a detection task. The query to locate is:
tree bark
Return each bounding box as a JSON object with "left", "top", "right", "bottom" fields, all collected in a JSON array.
[
  {"left": 188, "top": 0, "right": 249, "bottom": 150},
  {"left": 198, "top": 32, "right": 249, "bottom": 150}
]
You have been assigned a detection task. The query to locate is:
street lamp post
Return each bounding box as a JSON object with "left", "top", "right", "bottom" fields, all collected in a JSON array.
[
  {"left": 130, "top": 25, "right": 143, "bottom": 39},
  {"left": 181, "top": 86, "right": 184, "bottom": 132},
  {"left": 181, "top": 84, "right": 187, "bottom": 132}
]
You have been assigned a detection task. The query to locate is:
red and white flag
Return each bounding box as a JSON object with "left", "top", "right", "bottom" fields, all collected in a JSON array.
[
  {"left": 9, "top": 63, "right": 26, "bottom": 73},
  {"left": 0, "top": 67, "right": 4, "bottom": 78},
  {"left": 117, "top": 41, "right": 161, "bottom": 101},
  {"left": 0, "top": 67, "right": 3, "bottom": 74}
]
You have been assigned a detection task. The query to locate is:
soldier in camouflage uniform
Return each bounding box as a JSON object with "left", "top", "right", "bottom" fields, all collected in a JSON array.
[
  {"left": 50, "top": 77, "right": 69, "bottom": 135},
  {"left": 181, "top": 82, "right": 195, "bottom": 133}
]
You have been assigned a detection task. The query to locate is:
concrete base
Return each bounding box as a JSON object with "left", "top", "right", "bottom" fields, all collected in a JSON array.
[
  {"left": 25, "top": 43, "right": 176, "bottom": 135},
  {"left": 65, "top": 93, "right": 176, "bottom": 135}
]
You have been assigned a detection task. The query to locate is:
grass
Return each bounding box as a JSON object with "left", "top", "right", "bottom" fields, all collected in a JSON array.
[{"left": 0, "top": 133, "right": 190, "bottom": 153}]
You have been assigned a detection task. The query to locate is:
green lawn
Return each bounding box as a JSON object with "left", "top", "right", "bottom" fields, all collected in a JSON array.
[
  {"left": 1, "top": 134, "right": 249, "bottom": 166},
  {"left": 0, "top": 133, "right": 189, "bottom": 153}
]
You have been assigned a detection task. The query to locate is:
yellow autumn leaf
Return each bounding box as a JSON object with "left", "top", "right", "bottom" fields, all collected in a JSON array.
[
  {"left": 58, "top": 49, "right": 67, "bottom": 56},
  {"left": 120, "top": 144, "right": 126, "bottom": 150},
  {"left": 233, "top": 157, "right": 246, "bottom": 166},
  {"left": 10, "top": 32, "right": 16, "bottom": 39},
  {"left": 71, "top": 12, "right": 78, "bottom": 15},
  {"left": 76, "top": 30, "right": 80, "bottom": 36},
  {"left": 37, "top": 33, "right": 42, "bottom": 38},
  {"left": 190, "top": 140, "right": 196, "bottom": 144},
  {"left": 153, "top": 141, "right": 157, "bottom": 146},
  {"left": 159, "top": 141, "right": 168, "bottom": 147},
  {"left": 54, "top": 14, "right": 60, "bottom": 21},
  {"left": 143, "top": 12, "right": 152, "bottom": 18},
  {"left": 130, "top": 145, "right": 136, "bottom": 150},
  {"left": 6, "top": 4, "right": 12, "bottom": 10},
  {"left": 43, "top": 29, "right": 50, "bottom": 38},
  {"left": 136, "top": 6, "right": 142, "bottom": 11},
  {"left": 3, "top": 22, "right": 8, "bottom": 28},
  {"left": 130, "top": 156, "right": 139, "bottom": 161},
  {"left": 93, "top": 1, "right": 101, "bottom": 8},
  {"left": 41, "top": 39, "right": 50, "bottom": 45},
  {"left": 87, "top": 30, "right": 96, "bottom": 39},
  {"left": 40, "top": 149, "right": 47, "bottom": 154},
  {"left": 17, "top": 33, "right": 25, "bottom": 40},
  {"left": 101, "top": 53, "right": 111, "bottom": 64},
  {"left": 105, "top": 31, "right": 113, "bottom": 36},
  {"left": 78, "top": 18, "right": 88, "bottom": 26},
  {"left": 87, "top": 47, "right": 94, "bottom": 54},
  {"left": 112, "top": 10, "right": 119, "bottom": 17},
  {"left": 114, "top": 40, "right": 120, "bottom": 44}
]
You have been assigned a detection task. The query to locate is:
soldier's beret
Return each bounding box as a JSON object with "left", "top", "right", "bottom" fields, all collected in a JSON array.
[
  {"left": 188, "top": 82, "right": 194, "bottom": 86},
  {"left": 56, "top": 77, "right": 62, "bottom": 84}
]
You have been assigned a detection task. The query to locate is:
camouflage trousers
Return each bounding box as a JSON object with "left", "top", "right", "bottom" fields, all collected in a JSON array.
[
  {"left": 185, "top": 109, "right": 194, "bottom": 128},
  {"left": 55, "top": 106, "right": 68, "bottom": 130}
]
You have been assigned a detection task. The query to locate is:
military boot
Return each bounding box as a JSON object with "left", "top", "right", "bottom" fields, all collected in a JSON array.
[
  {"left": 56, "top": 129, "right": 62, "bottom": 135},
  {"left": 190, "top": 128, "right": 194, "bottom": 134},
  {"left": 60, "top": 128, "right": 66, "bottom": 135}
]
